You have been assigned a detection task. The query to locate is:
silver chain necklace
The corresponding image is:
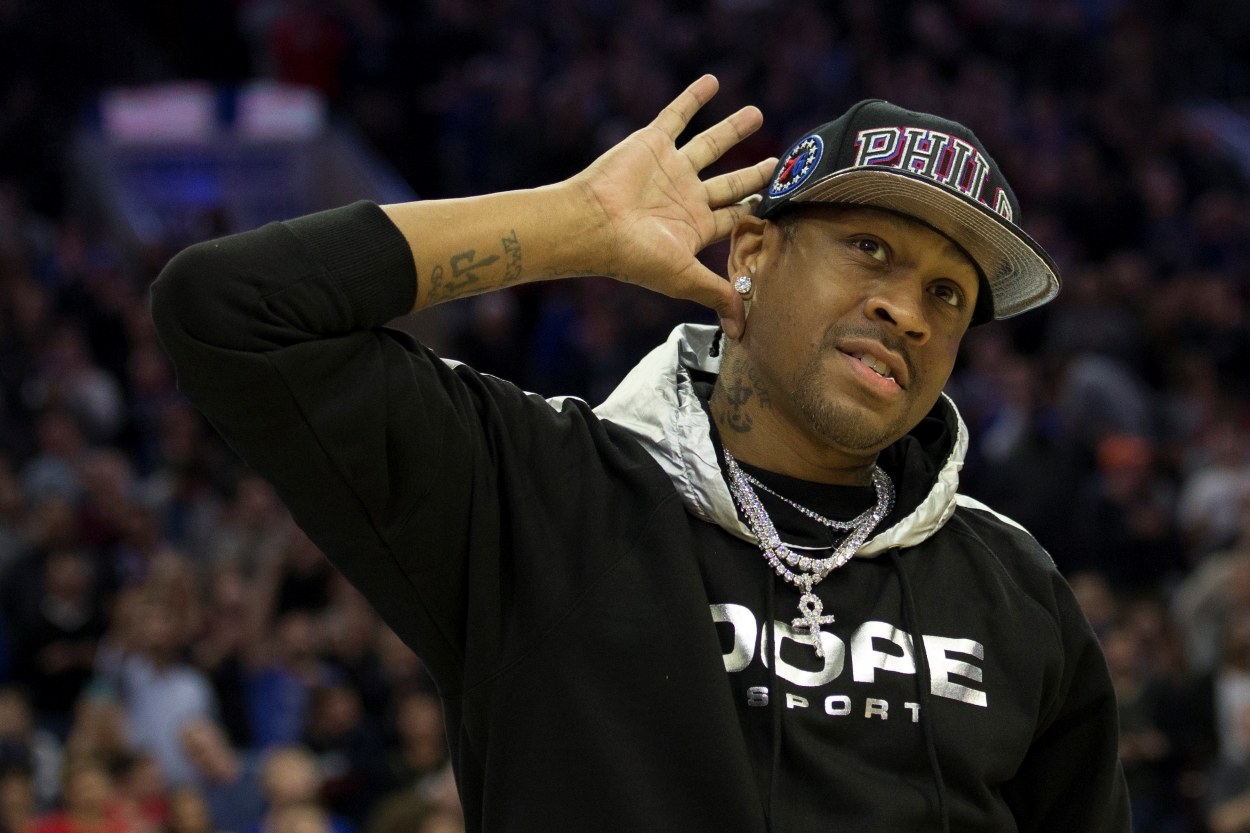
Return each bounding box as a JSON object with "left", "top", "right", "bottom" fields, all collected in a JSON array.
[
  {"left": 723, "top": 449, "right": 895, "bottom": 657},
  {"left": 737, "top": 470, "right": 876, "bottom": 531}
]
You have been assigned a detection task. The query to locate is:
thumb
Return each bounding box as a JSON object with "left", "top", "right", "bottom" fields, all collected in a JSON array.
[{"left": 680, "top": 263, "right": 746, "bottom": 340}]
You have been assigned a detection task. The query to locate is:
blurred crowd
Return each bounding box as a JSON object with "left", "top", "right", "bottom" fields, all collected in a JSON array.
[{"left": 2, "top": 0, "right": 1250, "bottom": 831}]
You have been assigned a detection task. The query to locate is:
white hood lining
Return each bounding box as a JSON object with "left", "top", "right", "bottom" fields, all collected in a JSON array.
[{"left": 592, "top": 324, "right": 970, "bottom": 557}]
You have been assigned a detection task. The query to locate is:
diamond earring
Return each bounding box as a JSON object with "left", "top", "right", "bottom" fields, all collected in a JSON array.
[{"left": 732, "top": 275, "right": 754, "bottom": 328}]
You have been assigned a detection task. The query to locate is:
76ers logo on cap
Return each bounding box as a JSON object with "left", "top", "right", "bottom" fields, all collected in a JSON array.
[{"left": 769, "top": 135, "right": 823, "bottom": 197}]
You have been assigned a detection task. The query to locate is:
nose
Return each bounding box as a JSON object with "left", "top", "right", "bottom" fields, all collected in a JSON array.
[{"left": 865, "top": 285, "right": 930, "bottom": 345}]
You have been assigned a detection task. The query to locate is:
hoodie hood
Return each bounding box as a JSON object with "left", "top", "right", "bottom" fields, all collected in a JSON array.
[{"left": 593, "top": 323, "right": 969, "bottom": 557}]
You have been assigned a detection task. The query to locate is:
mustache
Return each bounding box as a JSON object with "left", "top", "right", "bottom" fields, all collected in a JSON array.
[{"left": 818, "top": 322, "right": 920, "bottom": 387}]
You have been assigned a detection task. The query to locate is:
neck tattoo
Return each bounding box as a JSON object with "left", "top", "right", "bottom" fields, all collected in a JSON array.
[{"left": 723, "top": 450, "right": 895, "bottom": 658}]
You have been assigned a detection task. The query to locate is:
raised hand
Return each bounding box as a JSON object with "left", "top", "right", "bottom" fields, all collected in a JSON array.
[
  {"left": 383, "top": 75, "right": 774, "bottom": 333},
  {"left": 571, "top": 75, "right": 776, "bottom": 339}
]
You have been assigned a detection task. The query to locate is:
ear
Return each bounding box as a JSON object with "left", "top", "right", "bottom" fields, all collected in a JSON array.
[{"left": 727, "top": 215, "right": 768, "bottom": 279}]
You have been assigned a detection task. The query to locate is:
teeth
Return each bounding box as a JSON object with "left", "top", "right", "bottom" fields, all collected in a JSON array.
[{"left": 850, "top": 352, "right": 893, "bottom": 380}]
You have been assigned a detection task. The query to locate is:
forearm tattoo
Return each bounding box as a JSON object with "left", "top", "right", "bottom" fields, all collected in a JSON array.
[
  {"left": 426, "top": 230, "right": 523, "bottom": 303},
  {"left": 502, "top": 229, "right": 522, "bottom": 284}
]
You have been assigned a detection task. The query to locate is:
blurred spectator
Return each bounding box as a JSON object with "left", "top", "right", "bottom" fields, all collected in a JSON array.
[
  {"left": 96, "top": 601, "right": 217, "bottom": 786},
  {"left": 373, "top": 630, "right": 433, "bottom": 702},
  {"left": 63, "top": 697, "right": 128, "bottom": 775},
  {"left": 21, "top": 413, "right": 86, "bottom": 507},
  {"left": 207, "top": 478, "right": 289, "bottom": 578},
  {"left": 138, "top": 405, "right": 226, "bottom": 563},
  {"left": 180, "top": 720, "right": 265, "bottom": 833},
  {"left": 363, "top": 793, "right": 430, "bottom": 833},
  {"left": 1136, "top": 603, "right": 1218, "bottom": 829},
  {"left": 268, "top": 0, "right": 347, "bottom": 97},
  {"left": 413, "top": 811, "right": 461, "bottom": 833},
  {"left": 77, "top": 450, "right": 132, "bottom": 559},
  {"left": 269, "top": 804, "right": 329, "bottom": 833},
  {"left": 1106, "top": 625, "right": 1175, "bottom": 830},
  {"left": 21, "top": 326, "right": 123, "bottom": 444},
  {"left": 952, "top": 340, "right": 1081, "bottom": 558},
  {"left": 411, "top": 766, "right": 459, "bottom": 830},
  {"left": 0, "top": 689, "right": 63, "bottom": 810},
  {"left": 301, "top": 684, "right": 383, "bottom": 826},
  {"left": 365, "top": 794, "right": 462, "bottom": 833},
  {"left": 32, "top": 759, "right": 131, "bottom": 833},
  {"left": 1043, "top": 264, "right": 1146, "bottom": 371},
  {"left": 245, "top": 612, "right": 330, "bottom": 749},
  {"left": 1057, "top": 356, "right": 1153, "bottom": 451},
  {"left": 248, "top": 748, "right": 351, "bottom": 833},
  {"left": 8, "top": 549, "right": 107, "bottom": 734},
  {"left": 1179, "top": 420, "right": 1250, "bottom": 558},
  {"left": 1071, "top": 435, "right": 1182, "bottom": 588},
  {"left": 1136, "top": 156, "right": 1194, "bottom": 271},
  {"left": 1217, "top": 612, "right": 1250, "bottom": 765},
  {"left": 385, "top": 693, "right": 445, "bottom": 794},
  {"left": 0, "top": 456, "right": 29, "bottom": 577},
  {"left": 0, "top": 767, "right": 36, "bottom": 833},
  {"left": 320, "top": 581, "right": 386, "bottom": 720},
  {"left": 110, "top": 754, "right": 166, "bottom": 833},
  {"left": 1071, "top": 571, "right": 1118, "bottom": 641},
  {"left": 165, "top": 787, "right": 214, "bottom": 833},
  {"left": 191, "top": 568, "right": 254, "bottom": 749},
  {"left": 1174, "top": 541, "right": 1250, "bottom": 676},
  {"left": 1208, "top": 703, "right": 1250, "bottom": 833}
]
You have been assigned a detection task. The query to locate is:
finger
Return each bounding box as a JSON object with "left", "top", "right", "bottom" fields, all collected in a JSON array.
[
  {"left": 681, "top": 106, "right": 764, "bottom": 172},
  {"left": 650, "top": 74, "right": 719, "bottom": 141},
  {"left": 707, "top": 198, "right": 762, "bottom": 244},
  {"left": 704, "top": 157, "right": 778, "bottom": 208},
  {"left": 675, "top": 263, "right": 747, "bottom": 341}
]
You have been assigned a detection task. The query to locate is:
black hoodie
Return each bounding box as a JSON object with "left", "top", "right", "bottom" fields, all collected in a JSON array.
[{"left": 150, "top": 201, "right": 1131, "bottom": 832}]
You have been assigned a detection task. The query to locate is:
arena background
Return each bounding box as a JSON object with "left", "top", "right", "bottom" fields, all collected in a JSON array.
[{"left": 1, "top": 0, "right": 1249, "bottom": 831}]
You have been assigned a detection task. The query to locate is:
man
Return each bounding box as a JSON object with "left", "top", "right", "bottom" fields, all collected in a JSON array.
[
  {"left": 151, "top": 77, "right": 1130, "bottom": 831},
  {"left": 97, "top": 600, "right": 218, "bottom": 786}
]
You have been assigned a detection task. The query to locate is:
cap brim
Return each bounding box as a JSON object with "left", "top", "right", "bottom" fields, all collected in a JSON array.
[{"left": 788, "top": 168, "right": 1060, "bottom": 319}]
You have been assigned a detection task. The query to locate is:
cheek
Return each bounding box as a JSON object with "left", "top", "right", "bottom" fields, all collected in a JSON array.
[
  {"left": 939, "top": 330, "right": 963, "bottom": 367},
  {"left": 750, "top": 290, "right": 797, "bottom": 355},
  {"left": 915, "top": 334, "right": 962, "bottom": 399},
  {"left": 748, "top": 326, "right": 797, "bottom": 395}
]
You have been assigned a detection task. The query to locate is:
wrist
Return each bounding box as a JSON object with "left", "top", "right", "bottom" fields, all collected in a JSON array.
[{"left": 543, "top": 174, "right": 617, "bottom": 279}]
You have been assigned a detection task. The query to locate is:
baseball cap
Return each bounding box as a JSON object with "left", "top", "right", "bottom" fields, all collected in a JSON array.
[{"left": 755, "top": 99, "right": 1060, "bottom": 322}]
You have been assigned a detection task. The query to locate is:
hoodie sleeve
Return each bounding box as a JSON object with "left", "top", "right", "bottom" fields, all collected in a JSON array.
[
  {"left": 150, "top": 201, "right": 664, "bottom": 693},
  {"left": 1000, "top": 572, "right": 1131, "bottom": 832}
]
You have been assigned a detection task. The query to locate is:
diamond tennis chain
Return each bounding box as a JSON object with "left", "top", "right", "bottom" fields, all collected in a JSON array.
[{"left": 723, "top": 449, "right": 895, "bottom": 658}]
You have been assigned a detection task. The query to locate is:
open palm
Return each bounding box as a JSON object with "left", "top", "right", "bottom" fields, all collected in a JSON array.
[{"left": 572, "top": 76, "right": 777, "bottom": 339}]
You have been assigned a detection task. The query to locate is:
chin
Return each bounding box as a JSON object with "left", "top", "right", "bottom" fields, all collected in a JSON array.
[
  {"left": 791, "top": 362, "right": 920, "bottom": 453},
  {"left": 796, "top": 393, "right": 903, "bottom": 453}
]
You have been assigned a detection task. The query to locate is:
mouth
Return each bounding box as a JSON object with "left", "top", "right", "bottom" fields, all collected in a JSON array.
[
  {"left": 835, "top": 338, "right": 908, "bottom": 395},
  {"left": 846, "top": 350, "right": 895, "bottom": 380},
  {"left": 836, "top": 351, "right": 903, "bottom": 398}
]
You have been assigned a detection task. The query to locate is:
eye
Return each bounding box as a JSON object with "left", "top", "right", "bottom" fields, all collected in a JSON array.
[
  {"left": 928, "top": 282, "right": 963, "bottom": 308},
  {"left": 853, "top": 237, "right": 888, "bottom": 263}
]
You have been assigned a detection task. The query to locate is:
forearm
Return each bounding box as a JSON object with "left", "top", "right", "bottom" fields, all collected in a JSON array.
[
  {"left": 151, "top": 203, "right": 488, "bottom": 682},
  {"left": 382, "top": 180, "right": 611, "bottom": 312}
]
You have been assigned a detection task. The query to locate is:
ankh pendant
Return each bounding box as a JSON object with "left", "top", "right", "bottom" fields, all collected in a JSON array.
[{"left": 791, "top": 585, "right": 836, "bottom": 658}]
